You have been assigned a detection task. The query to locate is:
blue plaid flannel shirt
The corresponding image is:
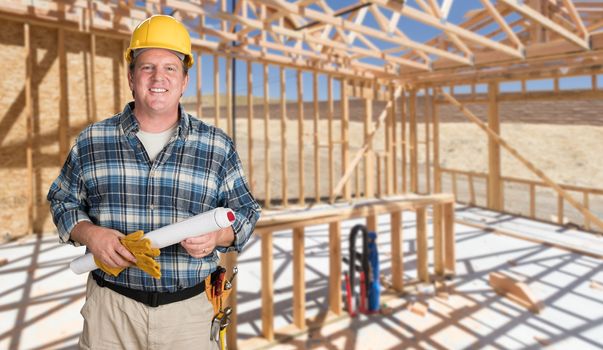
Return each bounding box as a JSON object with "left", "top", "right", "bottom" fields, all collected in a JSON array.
[{"left": 47, "top": 102, "right": 261, "bottom": 292}]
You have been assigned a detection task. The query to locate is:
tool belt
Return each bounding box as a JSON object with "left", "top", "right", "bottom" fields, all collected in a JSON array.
[{"left": 92, "top": 272, "right": 205, "bottom": 307}]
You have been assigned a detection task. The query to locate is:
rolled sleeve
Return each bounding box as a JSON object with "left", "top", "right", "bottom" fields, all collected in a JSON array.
[
  {"left": 216, "top": 147, "right": 261, "bottom": 253},
  {"left": 47, "top": 144, "right": 91, "bottom": 246}
]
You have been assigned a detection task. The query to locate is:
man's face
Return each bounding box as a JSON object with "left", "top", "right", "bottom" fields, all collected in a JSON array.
[{"left": 128, "top": 48, "right": 189, "bottom": 116}]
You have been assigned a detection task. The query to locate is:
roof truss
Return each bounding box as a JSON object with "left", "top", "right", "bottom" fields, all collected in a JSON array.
[{"left": 1, "top": 0, "right": 603, "bottom": 84}]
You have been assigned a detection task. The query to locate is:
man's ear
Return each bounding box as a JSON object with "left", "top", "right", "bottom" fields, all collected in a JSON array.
[{"left": 127, "top": 71, "right": 134, "bottom": 91}]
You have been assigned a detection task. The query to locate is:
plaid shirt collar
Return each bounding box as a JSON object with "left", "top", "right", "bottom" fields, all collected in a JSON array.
[{"left": 119, "top": 101, "right": 191, "bottom": 140}]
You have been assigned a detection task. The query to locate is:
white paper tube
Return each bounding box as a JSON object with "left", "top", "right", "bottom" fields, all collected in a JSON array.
[{"left": 69, "top": 207, "right": 236, "bottom": 275}]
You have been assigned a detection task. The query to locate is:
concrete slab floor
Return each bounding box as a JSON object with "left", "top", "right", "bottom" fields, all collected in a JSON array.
[{"left": 1, "top": 210, "right": 602, "bottom": 350}]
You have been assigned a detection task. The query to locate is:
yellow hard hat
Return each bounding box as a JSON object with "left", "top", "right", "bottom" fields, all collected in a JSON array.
[{"left": 125, "top": 15, "right": 194, "bottom": 68}]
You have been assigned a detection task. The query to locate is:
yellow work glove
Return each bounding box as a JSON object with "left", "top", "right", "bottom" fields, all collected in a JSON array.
[{"left": 94, "top": 230, "right": 161, "bottom": 279}]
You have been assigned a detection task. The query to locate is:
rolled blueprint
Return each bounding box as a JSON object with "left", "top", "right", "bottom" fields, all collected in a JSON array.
[{"left": 69, "top": 207, "right": 236, "bottom": 274}]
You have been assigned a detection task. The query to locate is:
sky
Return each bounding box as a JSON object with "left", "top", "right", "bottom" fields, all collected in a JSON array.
[{"left": 180, "top": 0, "right": 598, "bottom": 100}]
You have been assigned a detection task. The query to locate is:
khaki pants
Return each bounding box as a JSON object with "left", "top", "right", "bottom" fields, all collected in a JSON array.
[{"left": 80, "top": 274, "right": 220, "bottom": 350}]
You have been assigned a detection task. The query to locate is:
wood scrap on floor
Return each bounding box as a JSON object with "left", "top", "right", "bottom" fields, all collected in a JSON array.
[
  {"left": 409, "top": 301, "right": 429, "bottom": 317},
  {"left": 590, "top": 280, "right": 603, "bottom": 291},
  {"left": 489, "top": 272, "right": 544, "bottom": 313}
]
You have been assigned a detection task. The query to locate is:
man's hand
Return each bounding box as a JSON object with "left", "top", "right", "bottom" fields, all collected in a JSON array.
[
  {"left": 181, "top": 227, "right": 234, "bottom": 258},
  {"left": 71, "top": 221, "right": 136, "bottom": 270}
]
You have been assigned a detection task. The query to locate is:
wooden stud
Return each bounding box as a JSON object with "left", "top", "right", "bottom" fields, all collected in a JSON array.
[
  {"left": 280, "top": 67, "right": 288, "bottom": 207},
  {"left": 364, "top": 82, "right": 374, "bottom": 199},
  {"left": 488, "top": 82, "right": 502, "bottom": 210},
  {"left": 226, "top": 57, "right": 233, "bottom": 136},
  {"left": 424, "top": 88, "right": 431, "bottom": 193},
  {"left": 214, "top": 55, "right": 220, "bottom": 128},
  {"left": 341, "top": 78, "right": 351, "bottom": 201},
  {"left": 367, "top": 214, "right": 378, "bottom": 232},
  {"left": 444, "top": 202, "right": 456, "bottom": 274},
  {"left": 391, "top": 85, "right": 398, "bottom": 194},
  {"left": 416, "top": 207, "right": 429, "bottom": 282},
  {"left": 433, "top": 204, "right": 444, "bottom": 275},
  {"left": 376, "top": 154, "right": 382, "bottom": 197},
  {"left": 297, "top": 70, "right": 305, "bottom": 206},
  {"left": 25, "top": 23, "right": 33, "bottom": 235},
  {"left": 261, "top": 231, "right": 274, "bottom": 341},
  {"left": 592, "top": 75, "right": 598, "bottom": 91},
  {"left": 401, "top": 89, "right": 407, "bottom": 193},
  {"left": 58, "top": 28, "right": 69, "bottom": 160},
  {"left": 247, "top": 61, "right": 254, "bottom": 193},
  {"left": 90, "top": 33, "right": 97, "bottom": 122},
  {"left": 292, "top": 227, "right": 306, "bottom": 329},
  {"left": 196, "top": 51, "right": 203, "bottom": 120},
  {"left": 409, "top": 88, "right": 418, "bottom": 193},
  {"left": 390, "top": 211, "right": 404, "bottom": 291},
  {"left": 328, "top": 221, "right": 342, "bottom": 315},
  {"left": 328, "top": 76, "right": 334, "bottom": 203},
  {"left": 433, "top": 89, "right": 441, "bottom": 193},
  {"left": 386, "top": 84, "right": 394, "bottom": 195},
  {"left": 263, "top": 64, "right": 271, "bottom": 208},
  {"left": 313, "top": 72, "right": 320, "bottom": 203}
]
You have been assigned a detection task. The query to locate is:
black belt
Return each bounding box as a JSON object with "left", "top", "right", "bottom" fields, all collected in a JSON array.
[{"left": 92, "top": 272, "right": 205, "bottom": 307}]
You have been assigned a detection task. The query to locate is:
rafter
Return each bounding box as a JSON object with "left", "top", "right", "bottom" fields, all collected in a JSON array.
[
  {"left": 499, "top": 0, "right": 590, "bottom": 49},
  {"left": 255, "top": 0, "right": 472, "bottom": 65},
  {"left": 369, "top": 0, "right": 524, "bottom": 59}
]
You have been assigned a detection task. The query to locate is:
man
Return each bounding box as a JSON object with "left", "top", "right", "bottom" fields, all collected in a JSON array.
[{"left": 47, "top": 15, "right": 260, "bottom": 349}]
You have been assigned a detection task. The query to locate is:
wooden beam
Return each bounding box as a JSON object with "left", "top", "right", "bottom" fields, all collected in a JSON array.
[
  {"left": 214, "top": 55, "right": 220, "bottom": 128},
  {"left": 499, "top": 0, "right": 590, "bottom": 50},
  {"left": 247, "top": 60, "right": 254, "bottom": 194},
  {"left": 328, "top": 221, "right": 342, "bottom": 315},
  {"left": 196, "top": 51, "right": 203, "bottom": 120},
  {"left": 440, "top": 90, "right": 603, "bottom": 231},
  {"left": 90, "top": 34, "right": 97, "bottom": 122},
  {"left": 58, "top": 28, "right": 69, "bottom": 160},
  {"left": 280, "top": 67, "right": 288, "bottom": 207},
  {"left": 328, "top": 76, "right": 335, "bottom": 203},
  {"left": 390, "top": 211, "right": 404, "bottom": 291},
  {"left": 263, "top": 64, "right": 271, "bottom": 208},
  {"left": 424, "top": 88, "right": 431, "bottom": 193},
  {"left": 341, "top": 78, "right": 351, "bottom": 201},
  {"left": 561, "top": 0, "right": 588, "bottom": 39},
  {"left": 25, "top": 23, "right": 33, "bottom": 235},
  {"left": 297, "top": 70, "right": 305, "bottom": 206},
  {"left": 401, "top": 89, "right": 407, "bottom": 193},
  {"left": 479, "top": 0, "right": 524, "bottom": 49},
  {"left": 416, "top": 207, "right": 429, "bottom": 282},
  {"left": 226, "top": 57, "right": 233, "bottom": 136},
  {"left": 488, "top": 82, "right": 503, "bottom": 210},
  {"left": 293, "top": 227, "right": 306, "bottom": 329},
  {"left": 261, "top": 231, "right": 274, "bottom": 340},
  {"left": 433, "top": 204, "right": 444, "bottom": 275},
  {"left": 409, "top": 88, "right": 418, "bottom": 193},
  {"left": 433, "top": 89, "right": 441, "bottom": 193},
  {"left": 444, "top": 201, "right": 456, "bottom": 274},
  {"left": 313, "top": 72, "right": 320, "bottom": 203},
  {"left": 364, "top": 82, "right": 374, "bottom": 199}
]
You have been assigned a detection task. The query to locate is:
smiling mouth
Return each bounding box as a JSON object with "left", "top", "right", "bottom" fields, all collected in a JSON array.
[{"left": 149, "top": 88, "right": 167, "bottom": 93}]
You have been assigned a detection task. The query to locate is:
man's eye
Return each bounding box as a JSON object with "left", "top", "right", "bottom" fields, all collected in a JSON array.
[
  {"left": 141, "top": 65, "right": 153, "bottom": 71},
  {"left": 167, "top": 66, "right": 177, "bottom": 72}
]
